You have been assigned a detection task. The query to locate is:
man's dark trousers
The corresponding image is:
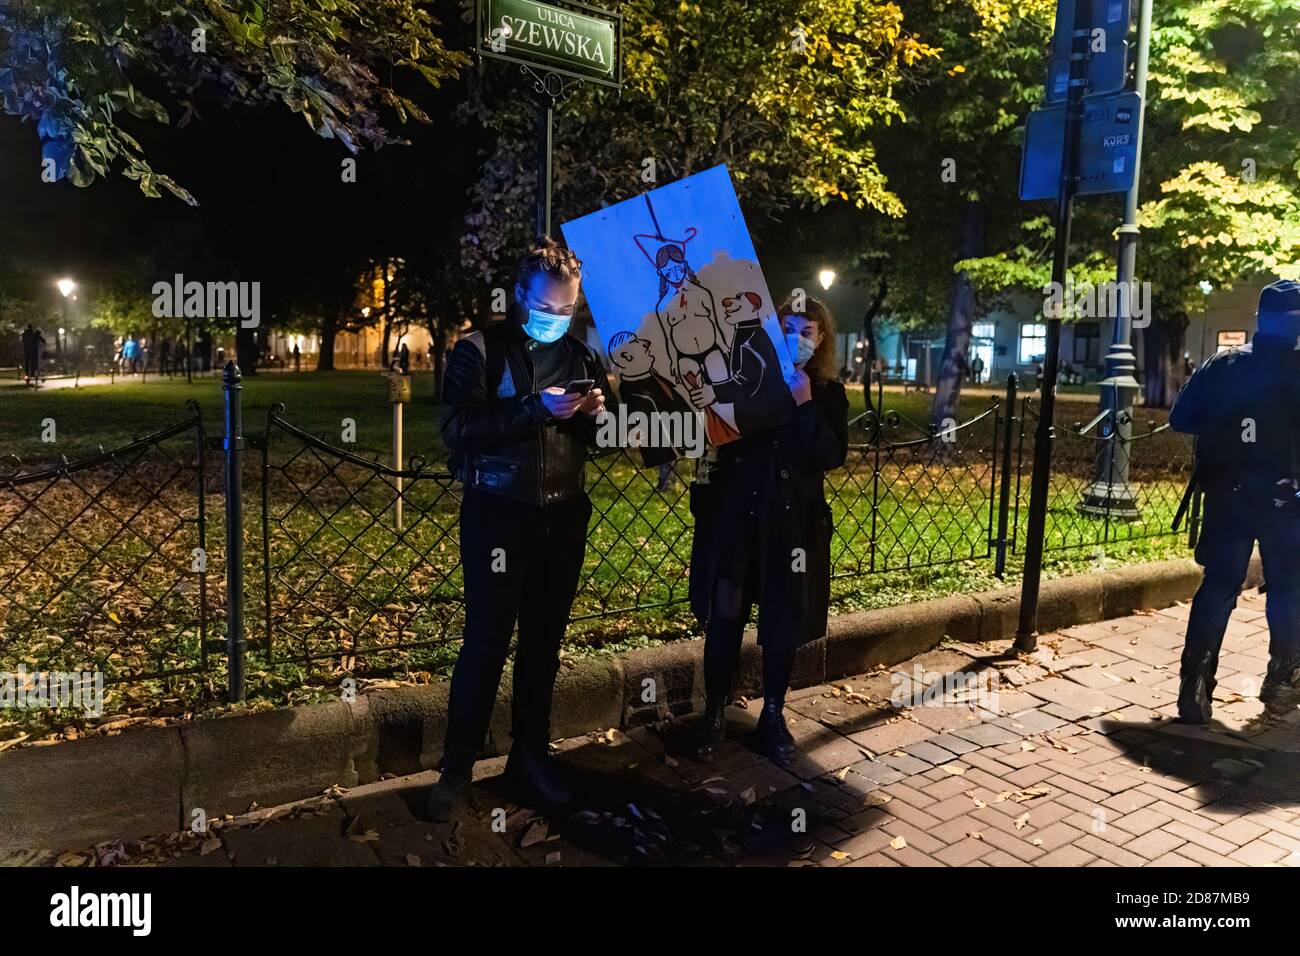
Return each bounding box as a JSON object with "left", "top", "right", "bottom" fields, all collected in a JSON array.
[
  {"left": 442, "top": 487, "right": 592, "bottom": 770},
  {"left": 1184, "top": 489, "right": 1300, "bottom": 680}
]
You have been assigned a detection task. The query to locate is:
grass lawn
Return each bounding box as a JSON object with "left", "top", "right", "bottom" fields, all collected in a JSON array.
[{"left": 0, "top": 370, "right": 1194, "bottom": 741}]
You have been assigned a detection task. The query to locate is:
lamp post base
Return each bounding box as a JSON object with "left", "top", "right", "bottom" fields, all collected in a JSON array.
[{"left": 1078, "top": 478, "right": 1141, "bottom": 519}]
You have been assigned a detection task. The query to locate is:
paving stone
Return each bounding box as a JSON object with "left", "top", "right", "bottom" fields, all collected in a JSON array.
[
  {"left": 1034, "top": 844, "right": 1097, "bottom": 867},
  {"left": 881, "top": 752, "right": 934, "bottom": 776},
  {"left": 951, "top": 723, "right": 1023, "bottom": 747},
  {"left": 1124, "top": 828, "right": 1188, "bottom": 861},
  {"left": 904, "top": 740, "right": 959, "bottom": 765},
  {"left": 1004, "top": 708, "right": 1068, "bottom": 734},
  {"left": 850, "top": 758, "right": 907, "bottom": 786},
  {"left": 879, "top": 818, "right": 945, "bottom": 855},
  {"left": 848, "top": 720, "right": 935, "bottom": 753},
  {"left": 221, "top": 813, "right": 381, "bottom": 867},
  {"left": 846, "top": 852, "right": 902, "bottom": 866},
  {"left": 934, "top": 837, "right": 995, "bottom": 866},
  {"left": 929, "top": 732, "right": 980, "bottom": 755},
  {"left": 1022, "top": 677, "right": 1125, "bottom": 714},
  {"left": 1110, "top": 806, "right": 1173, "bottom": 836},
  {"left": 1211, "top": 817, "right": 1271, "bottom": 846}
]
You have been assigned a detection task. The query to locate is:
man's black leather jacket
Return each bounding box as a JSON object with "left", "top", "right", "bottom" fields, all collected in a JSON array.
[{"left": 440, "top": 320, "right": 611, "bottom": 507}]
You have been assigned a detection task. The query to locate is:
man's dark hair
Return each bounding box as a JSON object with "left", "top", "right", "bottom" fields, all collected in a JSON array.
[{"left": 516, "top": 235, "right": 582, "bottom": 292}]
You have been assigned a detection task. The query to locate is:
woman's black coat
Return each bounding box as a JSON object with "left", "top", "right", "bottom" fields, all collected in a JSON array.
[{"left": 689, "top": 379, "right": 850, "bottom": 649}]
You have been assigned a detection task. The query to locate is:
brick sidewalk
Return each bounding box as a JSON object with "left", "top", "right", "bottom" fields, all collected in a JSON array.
[{"left": 26, "top": 589, "right": 1300, "bottom": 868}]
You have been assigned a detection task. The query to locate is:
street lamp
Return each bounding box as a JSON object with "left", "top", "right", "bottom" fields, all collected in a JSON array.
[
  {"left": 818, "top": 269, "right": 836, "bottom": 291},
  {"left": 55, "top": 279, "right": 77, "bottom": 362}
]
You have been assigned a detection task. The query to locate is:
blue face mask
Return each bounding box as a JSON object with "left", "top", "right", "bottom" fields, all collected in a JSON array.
[
  {"left": 786, "top": 332, "right": 817, "bottom": 366},
  {"left": 522, "top": 308, "right": 571, "bottom": 344}
]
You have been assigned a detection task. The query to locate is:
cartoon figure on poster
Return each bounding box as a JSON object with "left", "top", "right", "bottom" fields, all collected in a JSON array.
[{"left": 562, "top": 165, "right": 795, "bottom": 466}]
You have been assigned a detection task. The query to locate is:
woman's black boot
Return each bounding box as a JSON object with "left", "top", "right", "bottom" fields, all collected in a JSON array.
[
  {"left": 756, "top": 697, "right": 796, "bottom": 767},
  {"left": 692, "top": 697, "right": 728, "bottom": 761}
]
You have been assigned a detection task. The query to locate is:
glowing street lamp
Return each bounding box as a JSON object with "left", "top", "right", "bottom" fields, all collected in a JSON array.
[
  {"left": 818, "top": 269, "right": 836, "bottom": 291},
  {"left": 57, "top": 278, "right": 77, "bottom": 297}
]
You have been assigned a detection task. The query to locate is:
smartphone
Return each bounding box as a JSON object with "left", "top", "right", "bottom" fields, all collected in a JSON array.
[{"left": 565, "top": 378, "right": 595, "bottom": 395}]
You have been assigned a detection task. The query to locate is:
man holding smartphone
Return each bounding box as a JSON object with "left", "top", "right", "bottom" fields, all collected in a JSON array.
[{"left": 427, "top": 236, "right": 612, "bottom": 821}]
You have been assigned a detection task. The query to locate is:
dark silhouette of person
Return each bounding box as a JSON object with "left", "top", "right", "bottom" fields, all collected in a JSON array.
[{"left": 20, "top": 324, "right": 39, "bottom": 384}]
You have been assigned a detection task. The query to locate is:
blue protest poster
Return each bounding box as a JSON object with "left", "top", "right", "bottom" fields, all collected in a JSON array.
[{"left": 561, "top": 164, "right": 795, "bottom": 465}]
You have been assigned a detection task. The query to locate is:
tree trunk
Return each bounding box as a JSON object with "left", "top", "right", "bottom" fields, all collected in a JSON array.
[
  {"left": 236, "top": 325, "right": 258, "bottom": 376},
  {"left": 932, "top": 199, "right": 985, "bottom": 430},
  {"left": 861, "top": 276, "right": 887, "bottom": 414},
  {"left": 317, "top": 312, "right": 338, "bottom": 371},
  {"left": 1140, "top": 311, "right": 1188, "bottom": 408},
  {"left": 426, "top": 313, "right": 448, "bottom": 402}
]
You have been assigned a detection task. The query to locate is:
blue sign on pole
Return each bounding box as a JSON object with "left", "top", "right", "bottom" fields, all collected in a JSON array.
[
  {"left": 1045, "top": 0, "right": 1132, "bottom": 102},
  {"left": 1019, "top": 91, "right": 1142, "bottom": 201}
]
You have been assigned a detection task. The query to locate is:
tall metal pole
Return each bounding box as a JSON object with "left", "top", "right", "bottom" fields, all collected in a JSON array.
[
  {"left": 222, "top": 361, "right": 246, "bottom": 702},
  {"left": 1080, "top": 0, "right": 1151, "bottom": 518},
  {"left": 536, "top": 93, "right": 554, "bottom": 237},
  {"left": 393, "top": 399, "right": 404, "bottom": 533},
  {"left": 1017, "top": 0, "right": 1091, "bottom": 652}
]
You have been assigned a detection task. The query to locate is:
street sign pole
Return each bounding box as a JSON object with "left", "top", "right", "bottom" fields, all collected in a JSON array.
[
  {"left": 532, "top": 72, "right": 562, "bottom": 237},
  {"left": 476, "top": 0, "right": 622, "bottom": 239},
  {"left": 1081, "top": 0, "right": 1152, "bottom": 517},
  {"left": 1016, "top": 0, "right": 1094, "bottom": 653}
]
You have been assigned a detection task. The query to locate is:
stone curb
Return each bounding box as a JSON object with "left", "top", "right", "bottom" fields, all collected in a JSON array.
[{"left": 0, "top": 557, "right": 1258, "bottom": 853}]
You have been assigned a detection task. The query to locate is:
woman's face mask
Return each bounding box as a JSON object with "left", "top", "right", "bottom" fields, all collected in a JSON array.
[
  {"left": 785, "top": 331, "right": 818, "bottom": 366},
  {"left": 522, "top": 308, "right": 571, "bottom": 343}
]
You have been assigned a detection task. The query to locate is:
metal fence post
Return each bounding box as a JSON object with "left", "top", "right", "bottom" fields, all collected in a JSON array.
[
  {"left": 994, "top": 374, "right": 1018, "bottom": 577},
  {"left": 222, "top": 361, "right": 246, "bottom": 703}
]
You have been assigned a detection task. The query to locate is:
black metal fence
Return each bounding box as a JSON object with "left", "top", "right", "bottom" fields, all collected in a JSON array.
[
  {"left": 0, "top": 373, "right": 1197, "bottom": 697},
  {"left": 0, "top": 404, "right": 208, "bottom": 685}
]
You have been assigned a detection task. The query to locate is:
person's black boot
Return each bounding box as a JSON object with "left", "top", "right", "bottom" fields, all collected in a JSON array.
[
  {"left": 692, "top": 696, "right": 729, "bottom": 762},
  {"left": 1261, "top": 657, "right": 1300, "bottom": 711},
  {"left": 755, "top": 698, "right": 796, "bottom": 767},
  {"left": 425, "top": 766, "right": 472, "bottom": 823},
  {"left": 505, "top": 742, "right": 574, "bottom": 809},
  {"left": 1176, "top": 652, "right": 1217, "bottom": 724}
]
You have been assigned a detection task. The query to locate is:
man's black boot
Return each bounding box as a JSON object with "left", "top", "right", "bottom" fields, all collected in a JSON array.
[
  {"left": 505, "top": 742, "right": 574, "bottom": 809},
  {"left": 1176, "top": 651, "right": 1217, "bottom": 724},
  {"left": 1261, "top": 657, "right": 1300, "bottom": 710},
  {"left": 692, "top": 696, "right": 729, "bottom": 762},
  {"left": 426, "top": 766, "right": 472, "bottom": 823},
  {"left": 755, "top": 698, "right": 796, "bottom": 767}
]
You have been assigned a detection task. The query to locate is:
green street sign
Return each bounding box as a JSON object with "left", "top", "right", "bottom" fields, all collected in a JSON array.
[{"left": 478, "top": 0, "right": 622, "bottom": 88}]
